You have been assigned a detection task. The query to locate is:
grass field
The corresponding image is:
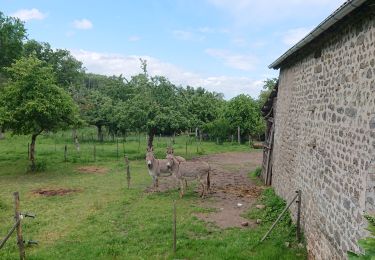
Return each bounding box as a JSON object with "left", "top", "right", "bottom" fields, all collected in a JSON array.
[{"left": 0, "top": 128, "right": 306, "bottom": 259}]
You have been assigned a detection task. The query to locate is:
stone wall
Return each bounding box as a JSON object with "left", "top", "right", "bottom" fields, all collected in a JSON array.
[{"left": 272, "top": 11, "right": 375, "bottom": 260}]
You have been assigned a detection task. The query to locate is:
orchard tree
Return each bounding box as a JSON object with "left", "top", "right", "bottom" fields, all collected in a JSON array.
[
  {"left": 0, "top": 12, "right": 27, "bottom": 139},
  {"left": 23, "top": 40, "right": 85, "bottom": 89},
  {"left": 0, "top": 12, "right": 26, "bottom": 72},
  {"left": 0, "top": 56, "right": 80, "bottom": 170},
  {"left": 258, "top": 78, "right": 278, "bottom": 107},
  {"left": 81, "top": 90, "right": 114, "bottom": 141},
  {"left": 224, "top": 94, "right": 263, "bottom": 140}
]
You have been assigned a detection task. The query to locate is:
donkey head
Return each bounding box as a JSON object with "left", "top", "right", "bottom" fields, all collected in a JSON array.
[
  {"left": 166, "top": 153, "right": 176, "bottom": 170},
  {"left": 166, "top": 147, "right": 174, "bottom": 155},
  {"left": 146, "top": 147, "right": 154, "bottom": 169}
]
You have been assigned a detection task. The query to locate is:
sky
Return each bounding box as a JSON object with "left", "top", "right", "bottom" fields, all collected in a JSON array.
[{"left": 1, "top": 0, "right": 346, "bottom": 99}]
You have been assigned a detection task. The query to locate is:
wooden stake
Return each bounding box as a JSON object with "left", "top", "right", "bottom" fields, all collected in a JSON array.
[
  {"left": 296, "top": 190, "right": 302, "bottom": 242},
  {"left": 173, "top": 200, "right": 177, "bottom": 253},
  {"left": 93, "top": 144, "right": 96, "bottom": 162},
  {"left": 64, "top": 145, "right": 67, "bottom": 162},
  {"left": 237, "top": 126, "right": 241, "bottom": 145},
  {"left": 14, "top": 192, "right": 25, "bottom": 260},
  {"left": 185, "top": 141, "right": 188, "bottom": 156},
  {"left": 27, "top": 143, "right": 30, "bottom": 160},
  {"left": 116, "top": 138, "right": 119, "bottom": 160},
  {"left": 125, "top": 156, "right": 130, "bottom": 189}
]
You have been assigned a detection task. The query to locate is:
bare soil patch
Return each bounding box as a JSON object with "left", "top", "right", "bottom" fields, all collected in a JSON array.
[
  {"left": 33, "top": 188, "right": 81, "bottom": 196},
  {"left": 145, "top": 151, "right": 264, "bottom": 228},
  {"left": 76, "top": 166, "right": 108, "bottom": 174}
]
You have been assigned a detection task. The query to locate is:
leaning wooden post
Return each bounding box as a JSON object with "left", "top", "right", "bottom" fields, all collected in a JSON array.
[
  {"left": 124, "top": 156, "right": 130, "bottom": 189},
  {"left": 260, "top": 192, "right": 299, "bottom": 243},
  {"left": 14, "top": 192, "right": 25, "bottom": 260},
  {"left": 296, "top": 190, "right": 302, "bottom": 242},
  {"left": 173, "top": 200, "right": 177, "bottom": 253},
  {"left": 64, "top": 145, "right": 67, "bottom": 162}
]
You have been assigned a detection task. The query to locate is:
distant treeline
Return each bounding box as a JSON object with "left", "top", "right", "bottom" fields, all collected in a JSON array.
[{"left": 0, "top": 11, "right": 277, "bottom": 155}]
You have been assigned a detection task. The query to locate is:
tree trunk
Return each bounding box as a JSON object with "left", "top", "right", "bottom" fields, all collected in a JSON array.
[
  {"left": 30, "top": 134, "right": 38, "bottom": 171},
  {"left": 97, "top": 125, "right": 103, "bottom": 142},
  {"left": 147, "top": 129, "right": 156, "bottom": 149},
  {"left": 0, "top": 127, "right": 4, "bottom": 140}
]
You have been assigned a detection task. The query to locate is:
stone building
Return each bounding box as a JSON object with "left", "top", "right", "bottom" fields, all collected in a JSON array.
[{"left": 261, "top": 0, "right": 375, "bottom": 259}]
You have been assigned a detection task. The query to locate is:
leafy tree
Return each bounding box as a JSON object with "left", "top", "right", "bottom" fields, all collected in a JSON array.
[
  {"left": 23, "top": 40, "right": 84, "bottom": 89},
  {"left": 81, "top": 90, "right": 114, "bottom": 141},
  {"left": 0, "top": 12, "right": 27, "bottom": 138},
  {"left": 258, "top": 78, "right": 278, "bottom": 107},
  {"left": 0, "top": 56, "right": 80, "bottom": 170},
  {"left": 204, "top": 117, "right": 231, "bottom": 143},
  {"left": 0, "top": 12, "right": 27, "bottom": 72},
  {"left": 224, "top": 94, "right": 263, "bottom": 141}
]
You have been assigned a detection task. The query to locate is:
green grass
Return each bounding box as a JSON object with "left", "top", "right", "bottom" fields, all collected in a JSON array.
[{"left": 0, "top": 127, "right": 306, "bottom": 259}]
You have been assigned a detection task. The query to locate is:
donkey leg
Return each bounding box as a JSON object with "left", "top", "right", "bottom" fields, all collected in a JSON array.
[{"left": 179, "top": 179, "right": 185, "bottom": 198}]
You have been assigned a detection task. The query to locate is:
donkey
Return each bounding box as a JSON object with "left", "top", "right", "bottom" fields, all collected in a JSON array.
[
  {"left": 166, "top": 147, "right": 186, "bottom": 162},
  {"left": 146, "top": 147, "right": 171, "bottom": 190},
  {"left": 166, "top": 153, "right": 211, "bottom": 198}
]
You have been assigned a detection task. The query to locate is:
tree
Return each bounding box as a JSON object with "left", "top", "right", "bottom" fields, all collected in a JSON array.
[
  {"left": 0, "top": 12, "right": 27, "bottom": 139},
  {"left": 0, "top": 12, "right": 27, "bottom": 72},
  {"left": 224, "top": 94, "right": 263, "bottom": 141},
  {"left": 81, "top": 90, "right": 114, "bottom": 141},
  {"left": 0, "top": 56, "right": 80, "bottom": 170},
  {"left": 258, "top": 78, "right": 278, "bottom": 107},
  {"left": 124, "top": 70, "right": 189, "bottom": 148},
  {"left": 23, "top": 40, "right": 85, "bottom": 90}
]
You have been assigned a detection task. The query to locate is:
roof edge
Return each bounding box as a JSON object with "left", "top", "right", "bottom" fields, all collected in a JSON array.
[{"left": 269, "top": 0, "right": 367, "bottom": 69}]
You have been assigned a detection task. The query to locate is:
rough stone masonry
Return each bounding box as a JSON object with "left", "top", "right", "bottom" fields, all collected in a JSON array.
[{"left": 272, "top": 7, "right": 375, "bottom": 260}]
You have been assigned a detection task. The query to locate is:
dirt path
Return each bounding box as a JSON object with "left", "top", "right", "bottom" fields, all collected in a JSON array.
[{"left": 146, "top": 151, "right": 264, "bottom": 229}]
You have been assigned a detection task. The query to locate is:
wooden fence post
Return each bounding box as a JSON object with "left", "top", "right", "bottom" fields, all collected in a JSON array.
[
  {"left": 125, "top": 156, "right": 130, "bottom": 189},
  {"left": 173, "top": 200, "right": 177, "bottom": 253},
  {"left": 93, "top": 144, "right": 96, "bottom": 162},
  {"left": 64, "top": 145, "right": 67, "bottom": 162},
  {"left": 14, "top": 192, "right": 25, "bottom": 260},
  {"left": 296, "top": 190, "right": 302, "bottom": 242},
  {"left": 116, "top": 138, "right": 119, "bottom": 160},
  {"left": 185, "top": 141, "right": 188, "bottom": 156},
  {"left": 27, "top": 143, "right": 30, "bottom": 160},
  {"left": 238, "top": 126, "right": 241, "bottom": 144}
]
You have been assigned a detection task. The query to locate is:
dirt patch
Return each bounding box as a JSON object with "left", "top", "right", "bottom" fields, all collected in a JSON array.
[
  {"left": 33, "top": 188, "right": 81, "bottom": 196},
  {"left": 76, "top": 166, "right": 108, "bottom": 174},
  {"left": 145, "top": 151, "right": 264, "bottom": 228}
]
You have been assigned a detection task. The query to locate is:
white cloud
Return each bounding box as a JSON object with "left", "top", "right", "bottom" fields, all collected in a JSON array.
[
  {"left": 73, "top": 19, "right": 93, "bottom": 30},
  {"left": 205, "top": 48, "right": 257, "bottom": 71},
  {"left": 282, "top": 27, "right": 311, "bottom": 46},
  {"left": 71, "top": 49, "right": 264, "bottom": 99},
  {"left": 128, "top": 35, "right": 141, "bottom": 42},
  {"left": 11, "top": 8, "right": 46, "bottom": 21}
]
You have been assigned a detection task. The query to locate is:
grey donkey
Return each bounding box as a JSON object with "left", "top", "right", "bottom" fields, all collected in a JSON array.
[
  {"left": 166, "top": 153, "right": 211, "bottom": 198},
  {"left": 146, "top": 147, "right": 171, "bottom": 190}
]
